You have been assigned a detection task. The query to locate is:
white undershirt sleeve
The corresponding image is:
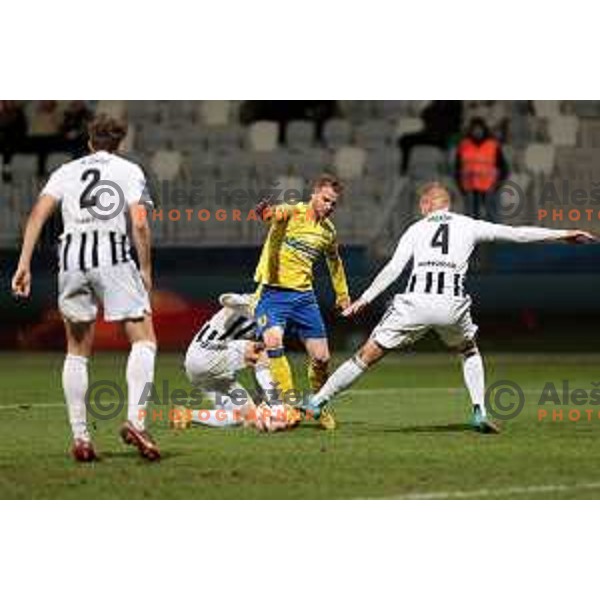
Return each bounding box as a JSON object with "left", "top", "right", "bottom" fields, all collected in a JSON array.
[{"left": 474, "top": 221, "right": 569, "bottom": 244}]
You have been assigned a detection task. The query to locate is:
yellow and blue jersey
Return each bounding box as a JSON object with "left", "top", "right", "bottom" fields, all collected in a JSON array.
[
  {"left": 253, "top": 202, "right": 349, "bottom": 304},
  {"left": 254, "top": 202, "right": 350, "bottom": 340}
]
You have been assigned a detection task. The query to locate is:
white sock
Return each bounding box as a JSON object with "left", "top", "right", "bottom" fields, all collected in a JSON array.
[
  {"left": 62, "top": 354, "right": 90, "bottom": 441},
  {"left": 462, "top": 352, "right": 486, "bottom": 417},
  {"left": 127, "top": 341, "right": 157, "bottom": 431},
  {"left": 192, "top": 409, "right": 242, "bottom": 428},
  {"left": 313, "top": 356, "right": 368, "bottom": 406}
]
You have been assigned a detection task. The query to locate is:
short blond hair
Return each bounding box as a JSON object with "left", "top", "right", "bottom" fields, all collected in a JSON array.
[{"left": 419, "top": 182, "right": 451, "bottom": 209}]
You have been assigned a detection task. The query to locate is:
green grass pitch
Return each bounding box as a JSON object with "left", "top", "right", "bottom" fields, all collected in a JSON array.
[{"left": 1, "top": 351, "right": 600, "bottom": 499}]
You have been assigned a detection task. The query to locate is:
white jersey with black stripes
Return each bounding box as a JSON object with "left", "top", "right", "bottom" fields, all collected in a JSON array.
[
  {"left": 194, "top": 306, "right": 257, "bottom": 344},
  {"left": 41, "top": 150, "right": 151, "bottom": 272},
  {"left": 361, "top": 209, "right": 569, "bottom": 302},
  {"left": 362, "top": 209, "right": 569, "bottom": 351},
  {"left": 44, "top": 151, "right": 153, "bottom": 322},
  {"left": 184, "top": 302, "right": 258, "bottom": 388}
]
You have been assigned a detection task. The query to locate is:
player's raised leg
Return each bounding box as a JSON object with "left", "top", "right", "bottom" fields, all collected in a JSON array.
[{"left": 63, "top": 319, "right": 97, "bottom": 462}]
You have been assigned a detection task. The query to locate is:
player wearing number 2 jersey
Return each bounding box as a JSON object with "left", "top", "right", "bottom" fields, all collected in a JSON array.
[
  {"left": 305, "top": 182, "right": 595, "bottom": 432},
  {"left": 11, "top": 114, "right": 159, "bottom": 462}
]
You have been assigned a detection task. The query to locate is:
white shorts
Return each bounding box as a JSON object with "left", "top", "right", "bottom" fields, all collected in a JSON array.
[
  {"left": 184, "top": 340, "right": 249, "bottom": 389},
  {"left": 58, "top": 262, "right": 151, "bottom": 323},
  {"left": 371, "top": 293, "right": 478, "bottom": 350}
]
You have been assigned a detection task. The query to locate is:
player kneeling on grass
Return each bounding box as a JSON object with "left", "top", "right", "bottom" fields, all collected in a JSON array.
[
  {"left": 11, "top": 114, "right": 160, "bottom": 462},
  {"left": 305, "top": 182, "right": 595, "bottom": 432},
  {"left": 179, "top": 293, "right": 289, "bottom": 431}
]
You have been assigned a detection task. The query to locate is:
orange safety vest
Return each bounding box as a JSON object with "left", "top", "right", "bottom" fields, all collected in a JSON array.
[{"left": 457, "top": 138, "right": 500, "bottom": 192}]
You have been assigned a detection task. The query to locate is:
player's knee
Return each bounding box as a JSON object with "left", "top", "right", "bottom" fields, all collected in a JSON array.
[
  {"left": 357, "top": 340, "right": 386, "bottom": 367},
  {"left": 310, "top": 354, "right": 330, "bottom": 370}
]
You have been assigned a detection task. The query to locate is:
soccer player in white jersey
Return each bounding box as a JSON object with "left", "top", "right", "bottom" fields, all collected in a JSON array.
[
  {"left": 305, "top": 182, "right": 595, "bottom": 432},
  {"left": 11, "top": 114, "right": 160, "bottom": 462},
  {"left": 182, "top": 292, "right": 278, "bottom": 429}
]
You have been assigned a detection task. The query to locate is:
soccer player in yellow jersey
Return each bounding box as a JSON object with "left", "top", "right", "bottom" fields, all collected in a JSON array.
[{"left": 254, "top": 174, "right": 351, "bottom": 429}]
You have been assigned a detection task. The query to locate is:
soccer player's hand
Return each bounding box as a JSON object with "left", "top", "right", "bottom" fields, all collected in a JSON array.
[
  {"left": 342, "top": 299, "right": 368, "bottom": 318},
  {"left": 11, "top": 266, "right": 31, "bottom": 298},
  {"left": 255, "top": 195, "right": 273, "bottom": 220},
  {"left": 140, "top": 268, "right": 153, "bottom": 292},
  {"left": 336, "top": 297, "right": 351, "bottom": 312},
  {"left": 564, "top": 230, "right": 597, "bottom": 244}
]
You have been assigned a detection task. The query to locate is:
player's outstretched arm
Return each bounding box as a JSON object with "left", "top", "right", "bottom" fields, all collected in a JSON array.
[
  {"left": 475, "top": 221, "right": 596, "bottom": 245},
  {"left": 325, "top": 243, "right": 351, "bottom": 312},
  {"left": 12, "top": 194, "right": 57, "bottom": 298},
  {"left": 349, "top": 226, "right": 416, "bottom": 315},
  {"left": 130, "top": 204, "right": 153, "bottom": 291}
]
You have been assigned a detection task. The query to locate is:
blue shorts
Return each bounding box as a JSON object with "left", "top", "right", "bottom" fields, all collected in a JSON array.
[{"left": 255, "top": 286, "right": 327, "bottom": 340}]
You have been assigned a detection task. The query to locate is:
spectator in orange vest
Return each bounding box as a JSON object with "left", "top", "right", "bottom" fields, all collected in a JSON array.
[{"left": 455, "top": 118, "right": 508, "bottom": 220}]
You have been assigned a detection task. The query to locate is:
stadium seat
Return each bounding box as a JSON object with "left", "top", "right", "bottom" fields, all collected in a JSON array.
[
  {"left": 548, "top": 116, "right": 579, "bottom": 147},
  {"left": 574, "top": 101, "right": 600, "bottom": 118},
  {"left": 205, "top": 126, "right": 244, "bottom": 153},
  {"left": 285, "top": 120, "right": 315, "bottom": 150},
  {"left": 273, "top": 175, "right": 305, "bottom": 203},
  {"left": 407, "top": 145, "right": 446, "bottom": 179},
  {"left": 322, "top": 119, "right": 353, "bottom": 148},
  {"left": 378, "top": 101, "right": 410, "bottom": 121},
  {"left": 247, "top": 121, "right": 279, "bottom": 152},
  {"left": 333, "top": 146, "right": 367, "bottom": 179},
  {"left": 217, "top": 151, "right": 254, "bottom": 181},
  {"left": 127, "top": 101, "right": 160, "bottom": 122},
  {"left": 533, "top": 101, "right": 561, "bottom": 118},
  {"left": 288, "top": 148, "right": 330, "bottom": 180},
  {"left": 187, "top": 153, "right": 219, "bottom": 180},
  {"left": 150, "top": 150, "right": 183, "bottom": 182},
  {"left": 527, "top": 117, "right": 550, "bottom": 143},
  {"left": 354, "top": 120, "right": 391, "bottom": 149},
  {"left": 338, "top": 101, "right": 372, "bottom": 123},
  {"left": 138, "top": 127, "right": 174, "bottom": 153},
  {"left": 250, "top": 151, "right": 283, "bottom": 182},
  {"left": 396, "top": 117, "right": 424, "bottom": 138},
  {"left": 199, "top": 101, "right": 231, "bottom": 126},
  {"left": 524, "top": 143, "right": 555, "bottom": 176},
  {"left": 554, "top": 148, "right": 600, "bottom": 180},
  {"left": 366, "top": 148, "right": 400, "bottom": 178},
  {"left": 176, "top": 126, "right": 205, "bottom": 155},
  {"left": 580, "top": 119, "right": 600, "bottom": 148}
]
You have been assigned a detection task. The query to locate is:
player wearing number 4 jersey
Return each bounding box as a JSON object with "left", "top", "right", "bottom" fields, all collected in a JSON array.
[
  {"left": 305, "top": 182, "right": 595, "bottom": 432},
  {"left": 11, "top": 114, "right": 159, "bottom": 462}
]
